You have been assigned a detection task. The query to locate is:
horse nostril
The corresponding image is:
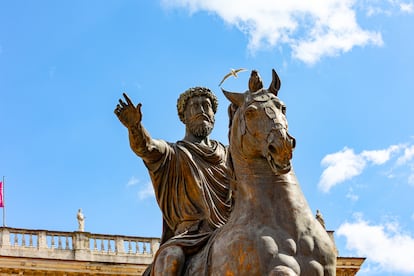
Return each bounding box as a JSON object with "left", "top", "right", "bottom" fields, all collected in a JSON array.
[
  {"left": 287, "top": 133, "right": 296, "bottom": 149},
  {"left": 291, "top": 137, "right": 296, "bottom": 149},
  {"left": 268, "top": 144, "right": 277, "bottom": 154}
]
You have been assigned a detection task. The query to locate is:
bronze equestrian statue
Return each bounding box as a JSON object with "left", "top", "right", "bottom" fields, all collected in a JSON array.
[
  {"left": 187, "top": 69, "right": 336, "bottom": 275},
  {"left": 115, "top": 69, "right": 336, "bottom": 275}
]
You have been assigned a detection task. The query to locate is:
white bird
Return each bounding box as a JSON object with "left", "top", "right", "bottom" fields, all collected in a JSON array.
[{"left": 219, "top": 68, "right": 247, "bottom": 86}]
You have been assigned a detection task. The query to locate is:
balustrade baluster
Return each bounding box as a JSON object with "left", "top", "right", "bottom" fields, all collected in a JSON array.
[
  {"left": 58, "top": 236, "right": 62, "bottom": 249},
  {"left": 65, "top": 237, "right": 69, "bottom": 249},
  {"left": 136, "top": 241, "right": 140, "bottom": 254},
  {"left": 128, "top": 240, "right": 132, "bottom": 253},
  {"left": 14, "top": 234, "right": 18, "bottom": 246},
  {"left": 29, "top": 234, "right": 33, "bottom": 247},
  {"left": 143, "top": 242, "right": 147, "bottom": 254},
  {"left": 51, "top": 235, "right": 55, "bottom": 249},
  {"left": 93, "top": 238, "right": 97, "bottom": 251},
  {"left": 22, "top": 234, "right": 26, "bottom": 247},
  {"left": 108, "top": 239, "right": 112, "bottom": 252},
  {"left": 100, "top": 239, "right": 105, "bottom": 252}
]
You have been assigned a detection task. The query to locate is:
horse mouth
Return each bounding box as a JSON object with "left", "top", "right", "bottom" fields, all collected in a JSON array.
[{"left": 267, "top": 154, "right": 291, "bottom": 175}]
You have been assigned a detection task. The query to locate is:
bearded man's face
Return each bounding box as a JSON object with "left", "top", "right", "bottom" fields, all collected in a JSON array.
[{"left": 184, "top": 95, "right": 215, "bottom": 138}]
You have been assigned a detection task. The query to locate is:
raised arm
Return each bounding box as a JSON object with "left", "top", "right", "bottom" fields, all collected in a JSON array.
[{"left": 114, "top": 93, "right": 165, "bottom": 161}]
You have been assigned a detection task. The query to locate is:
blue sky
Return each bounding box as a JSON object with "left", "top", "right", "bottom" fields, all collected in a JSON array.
[{"left": 1, "top": 0, "right": 414, "bottom": 274}]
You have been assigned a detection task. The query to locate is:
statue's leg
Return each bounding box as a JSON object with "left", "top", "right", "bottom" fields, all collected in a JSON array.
[{"left": 153, "top": 245, "right": 185, "bottom": 276}]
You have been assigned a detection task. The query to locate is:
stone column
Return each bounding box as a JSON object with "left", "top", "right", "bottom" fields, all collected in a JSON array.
[
  {"left": 150, "top": 239, "right": 159, "bottom": 255},
  {"left": 115, "top": 236, "right": 125, "bottom": 254},
  {"left": 37, "top": 231, "right": 47, "bottom": 249},
  {"left": 0, "top": 227, "right": 10, "bottom": 248},
  {"left": 73, "top": 231, "right": 90, "bottom": 261}
]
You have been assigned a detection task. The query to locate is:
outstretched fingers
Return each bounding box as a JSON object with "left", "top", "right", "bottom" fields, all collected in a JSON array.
[
  {"left": 114, "top": 93, "right": 143, "bottom": 123},
  {"left": 114, "top": 93, "right": 132, "bottom": 115},
  {"left": 114, "top": 103, "right": 122, "bottom": 115},
  {"left": 119, "top": 99, "right": 127, "bottom": 108},
  {"left": 123, "top": 93, "right": 134, "bottom": 107}
]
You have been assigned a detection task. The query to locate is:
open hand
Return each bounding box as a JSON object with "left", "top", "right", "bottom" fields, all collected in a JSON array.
[{"left": 114, "top": 93, "right": 142, "bottom": 129}]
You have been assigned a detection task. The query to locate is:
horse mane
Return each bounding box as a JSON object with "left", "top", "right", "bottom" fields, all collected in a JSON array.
[{"left": 226, "top": 102, "right": 239, "bottom": 195}]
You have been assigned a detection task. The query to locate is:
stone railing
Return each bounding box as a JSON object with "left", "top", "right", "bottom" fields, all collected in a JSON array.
[{"left": 0, "top": 227, "right": 159, "bottom": 264}]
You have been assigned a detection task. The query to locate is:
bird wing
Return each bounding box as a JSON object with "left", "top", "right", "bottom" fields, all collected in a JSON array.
[
  {"left": 219, "top": 72, "right": 234, "bottom": 86},
  {"left": 219, "top": 68, "right": 248, "bottom": 86},
  {"left": 234, "top": 68, "right": 247, "bottom": 74}
]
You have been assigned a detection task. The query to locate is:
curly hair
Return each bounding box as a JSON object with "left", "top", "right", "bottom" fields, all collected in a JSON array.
[{"left": 177, "top": 87, "right": 218, "bottom": 123}]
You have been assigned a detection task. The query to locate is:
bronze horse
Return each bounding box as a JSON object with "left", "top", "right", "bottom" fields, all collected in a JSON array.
[{"left": 187, "top": 69, "right": 336, "bottom": 275}]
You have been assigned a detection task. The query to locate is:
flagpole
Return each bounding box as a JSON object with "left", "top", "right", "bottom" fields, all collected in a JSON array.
[{"left": 2, "top": 176, "right": 5, "bottom": 227}]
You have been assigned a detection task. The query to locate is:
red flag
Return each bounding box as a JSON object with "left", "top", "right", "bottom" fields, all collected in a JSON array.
[{"left": 0, "top": 181, "right": 4, "bottom": 208}]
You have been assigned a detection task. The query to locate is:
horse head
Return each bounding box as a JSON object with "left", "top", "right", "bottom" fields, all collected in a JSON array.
[{"left": 223, "top": 69, "right": 296, "bottom": 175}]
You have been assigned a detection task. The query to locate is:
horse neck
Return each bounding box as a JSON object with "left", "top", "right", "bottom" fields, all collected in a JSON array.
[
  {"left": 230, "top": 145, "right": 308, "bottom": 216},
  {"left": 230, "top": 147, "right": 296, "bottom": 199},
  {"left": 231, "top": 152, "right": 277, "bottom": 183}
]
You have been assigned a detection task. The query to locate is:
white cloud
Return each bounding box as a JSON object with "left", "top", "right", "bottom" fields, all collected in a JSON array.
[
  {"left": 400, "top": 2, "right": 414, "bottom": 13},
  {"left": 337, "top": 217, "right": 414, "bottom": 274},
  {"left": 126, "top": 177, "right": 155, "bottom": 200},
  {"left": 161, "top": 0, "right": 389, "bottom": 64},
  {"left": 318, "top": 144, "right": 403, "bottom": 192},
  {"left": 138, "top": 182, "right": 155, "bottom": 200},
  {"left": 363, "top": 0, "right": 414, "bottom": 16},
  {"left": 393, "top": 145, "right": 414, "bottom": 185},
  {"left": 346, "top": 187, "right": 359, "bottom": 202},
  {"left": 319, "top": 147, "right": 366, "bottom": 192},
  {"left": 127, "top": 176, "right": 139, "bottom": 187},
  {"left": 396, "top": 145, "right": 414, "bottom": 165},
  {"left": 361, "top": 145, "right": 401, "bottom": 165},
  {"left": 365, "top": 5, "right": 390, "bottom": 17}
]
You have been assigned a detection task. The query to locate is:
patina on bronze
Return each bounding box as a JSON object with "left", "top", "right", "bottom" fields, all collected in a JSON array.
[
  {"left": 114, "top": 87, "right": 232, "bottom": 276},
  {"left": 201, "top": 69, "right": 336, "bottom": 275},
  {"left": 115, "top": 69, "right": 336, "bottom": 276}
]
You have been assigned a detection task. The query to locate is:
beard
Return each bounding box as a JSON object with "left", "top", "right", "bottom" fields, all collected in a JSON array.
[{"left": 187, "top": 115, "right": 215, "bottom": 138}]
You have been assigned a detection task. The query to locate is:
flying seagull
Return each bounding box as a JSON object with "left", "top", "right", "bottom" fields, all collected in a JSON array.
[{"left": 219, "top": 68, "right": 247, "bottom": 86}]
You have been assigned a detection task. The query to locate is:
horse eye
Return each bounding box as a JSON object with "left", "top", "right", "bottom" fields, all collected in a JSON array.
[
  {"left": 245, "top": 106, "right": 257, "bottom": 117},
  {"left": 282, "top": 106, "right": 287, "bottom": 115},
  {"left": 274, "top": 102, "right": 281, "bottom": 109}
]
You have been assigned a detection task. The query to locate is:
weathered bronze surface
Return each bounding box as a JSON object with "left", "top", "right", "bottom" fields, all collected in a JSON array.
[
  {"left": 202, "top": 69, "right": 336, "bottom": 275},
  {"left": 115, "top": 69, "right": 337, "bottom": 275},
  {"left": 115, "top": 87, "right": 232, "bottom": 275}
]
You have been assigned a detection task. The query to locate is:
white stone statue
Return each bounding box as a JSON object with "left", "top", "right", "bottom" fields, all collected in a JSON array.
[{"left": 77, "top": 208, "right": 85, "bottom": 232}]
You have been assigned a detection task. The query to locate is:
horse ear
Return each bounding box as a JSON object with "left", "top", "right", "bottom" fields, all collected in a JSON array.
[
  {"left": 268, "top": 68, "right": 281, "bottom": 96},
  {"left": 221, "top": 88, "right": 245, "bottom": 107}
]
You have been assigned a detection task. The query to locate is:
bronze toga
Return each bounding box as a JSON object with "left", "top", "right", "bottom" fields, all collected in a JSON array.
[{"left": 139, "top": 138, "right": 232, "bottom": 275}]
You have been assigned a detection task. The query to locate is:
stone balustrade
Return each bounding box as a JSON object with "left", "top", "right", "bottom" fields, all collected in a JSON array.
[
  {"left": 0, "top": 227, "right": 365, "bottom": 275},
  {"left": 0, "top": 227, "right": 159, "bottom": 265}
]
